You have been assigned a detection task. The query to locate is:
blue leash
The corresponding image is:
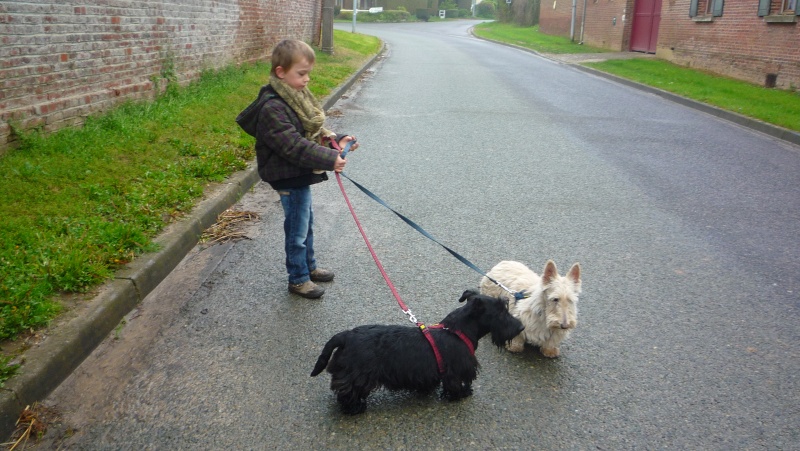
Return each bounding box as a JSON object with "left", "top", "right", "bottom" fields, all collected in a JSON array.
[
  {"left": 336, "top": 141, "right": 525, "bottom": 301},
  {"left": 339, "top": 140, "right": 355, "bottom": 159}
]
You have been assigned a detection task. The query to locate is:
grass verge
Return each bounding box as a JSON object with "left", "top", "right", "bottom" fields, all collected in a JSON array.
[
  {"left": 584, "top": 59, "right": 800, "bottom": 133},
  {"left": 0, "top": 31, "right": 381, "bottom": 381},
  {"left": 473, "top": 22, "right": 800, "bottom": 133},
  {"left": 473, "top": 22, "right": 608, "bottom": 54}
]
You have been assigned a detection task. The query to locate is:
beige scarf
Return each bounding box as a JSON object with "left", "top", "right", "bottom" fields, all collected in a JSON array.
[{"left": 270, "top": 74, "right": 334, "bottom": 144}]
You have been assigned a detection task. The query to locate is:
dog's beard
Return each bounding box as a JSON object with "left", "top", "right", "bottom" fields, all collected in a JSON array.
[
  {"left": 546, "top": 310, "right": 576, "bottom": 330},
  {"left": 491, "top": 317, "right": 524, "bottom": 347},
  {"left": 491, "top": 330, "right": 511, "bottom": 347}
]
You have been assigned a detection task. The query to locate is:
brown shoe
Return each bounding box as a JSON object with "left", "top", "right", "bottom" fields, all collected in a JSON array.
[
  {"left": 310, "top": 268, "right": 335, "bottom": 283},
  {"left": 288, "top": 281, "right": 325, "bottom": 299}
]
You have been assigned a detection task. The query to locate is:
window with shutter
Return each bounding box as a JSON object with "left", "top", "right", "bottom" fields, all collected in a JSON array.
[
  {"left": 690, "top": 0, "right": 723, "bottom": 19},
  {"left": 761, "top": 0, "right": 799, "bottom": 19}
]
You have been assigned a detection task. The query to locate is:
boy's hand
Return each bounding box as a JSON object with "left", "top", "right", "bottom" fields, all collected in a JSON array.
[
  {"left": 333, "top": 155, "right": 347, "bottom": 173},
  {"left": 338, "top": 136, "right": 358, "bottom": 153}
]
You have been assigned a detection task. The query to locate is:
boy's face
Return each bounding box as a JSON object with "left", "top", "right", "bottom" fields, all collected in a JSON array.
[{"left": 276, "top": 57, "right": 313, "bottom": 91}]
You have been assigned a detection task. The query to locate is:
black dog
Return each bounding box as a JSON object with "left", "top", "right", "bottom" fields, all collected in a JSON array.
[{"left": 310, "top": 289, "right": 524, "bottom": 414}]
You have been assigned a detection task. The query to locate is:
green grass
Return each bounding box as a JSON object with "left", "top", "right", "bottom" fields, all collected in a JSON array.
[
  {"left": 0, "top": 30, "right": 381, "bottom": 361},
  {"left": 474, "top": 21, "right": 800, "bottom": 133},
  {"left": 584, "top": 59, "right": 800, "bottom": 133},
  {"left": 310, "top": 31, "right": 381, "bottom": 96},
  {"left": 0, "top": 355, "right": 19, "bottom": 387},
  {"left": 473, "top": 22, "right": 608, "bottom": 54}
]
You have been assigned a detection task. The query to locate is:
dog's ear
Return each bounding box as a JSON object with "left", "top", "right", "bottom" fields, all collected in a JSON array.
[
  {"left": 568, "top": 262, "right": 582, "bottom": 291},
  {"left": 459, "top": 289, "right": 479, "bottom": 303},
  {"left": 542, "top": 260, "right": 558, "bottom": 285}
]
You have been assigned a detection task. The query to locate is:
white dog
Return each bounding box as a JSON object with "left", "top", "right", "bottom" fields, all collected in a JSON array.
[{"left": 480, "top": 260, "right": 581, "bottom": 358}]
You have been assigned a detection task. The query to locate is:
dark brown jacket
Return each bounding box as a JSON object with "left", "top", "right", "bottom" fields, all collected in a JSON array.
[{"left": 255, "top": 85, "right": 341, "bottom": 189}]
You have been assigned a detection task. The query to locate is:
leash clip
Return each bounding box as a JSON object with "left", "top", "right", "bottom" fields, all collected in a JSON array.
[
  {"left": 404, "top": 309, "right": 417, "bottom": 324},
  {"left": 494, "top": 280, "right": 528, "bottom": 301}
]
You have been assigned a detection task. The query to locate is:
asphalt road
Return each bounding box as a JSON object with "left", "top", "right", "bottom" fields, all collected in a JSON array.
[{"left": 28, "top": 21, "right": 800, "bottom": 449}]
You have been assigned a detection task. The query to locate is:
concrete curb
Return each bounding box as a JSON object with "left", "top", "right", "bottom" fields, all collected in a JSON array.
[
  {"left": 0, "top": 41, "right": 387, "bottom": 439},
  {"left": 571, "top": 65, "right": 800, "bottom": 147},
  {"left": 470, "top": 29, "right": 800, "bottom": 147}
]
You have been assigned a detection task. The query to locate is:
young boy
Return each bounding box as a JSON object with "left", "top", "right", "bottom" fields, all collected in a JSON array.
[{"left": 255, "top": 39, "right": 357, "bottom": 299}]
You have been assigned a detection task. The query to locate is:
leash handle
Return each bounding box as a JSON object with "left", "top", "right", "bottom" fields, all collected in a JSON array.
[
  {"left": 328, "top": 136, "right": 356, "bottom": 159},
  {"left": 340, "top": 139, "right": 355, "bottom": 159}
]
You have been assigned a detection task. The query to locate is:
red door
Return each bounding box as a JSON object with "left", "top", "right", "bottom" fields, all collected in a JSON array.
[{"left": 630, "top": 0, "right": 662, "bottom": 53}]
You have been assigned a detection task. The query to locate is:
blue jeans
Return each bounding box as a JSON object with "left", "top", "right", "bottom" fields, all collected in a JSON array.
[{"left": 278, "top": 187, "right": 317, "bottom": 285}]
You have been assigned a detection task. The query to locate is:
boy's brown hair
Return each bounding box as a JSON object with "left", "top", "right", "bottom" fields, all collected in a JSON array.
[{"left": 270, "top": 40, "right": 316, "bottom": 76}]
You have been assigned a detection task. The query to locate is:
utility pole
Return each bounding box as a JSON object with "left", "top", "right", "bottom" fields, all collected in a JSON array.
[
  {"left": 321, "top": 0, "right": 334, "bottom": 54},
  {"left": 579, "top": 0, "right": 587, "bottom": 44},
  {"left": 570, "top": 0, "right": 577, "bottom": 41}
]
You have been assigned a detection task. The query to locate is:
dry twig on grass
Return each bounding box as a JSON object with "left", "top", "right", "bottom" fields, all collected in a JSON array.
[{"left": 201, "top": 209, "right": 260, "bottom": 245}]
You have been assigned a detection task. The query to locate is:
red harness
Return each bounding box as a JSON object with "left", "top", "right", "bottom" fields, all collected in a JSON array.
[{"left": 419, "top": 323, "right": 475, "bottom": 374}]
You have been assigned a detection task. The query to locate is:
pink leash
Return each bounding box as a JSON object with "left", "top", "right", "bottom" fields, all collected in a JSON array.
[
  {"left": 334, "top": 172, "right": 416, "bottom": 321},
  {"left": 331, "top": 138, "right": 474, "bottom": 374}
]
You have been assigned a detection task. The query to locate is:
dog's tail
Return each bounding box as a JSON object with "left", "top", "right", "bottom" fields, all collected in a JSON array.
[{"left": 310, "top": 331, "right": 347, "bottom": 377}]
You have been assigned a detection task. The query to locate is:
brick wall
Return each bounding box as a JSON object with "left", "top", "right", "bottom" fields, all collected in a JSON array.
[
  {"left": 539, "top": 0, "right": 636, "bottom": 50},
  {"left": 657, "top": 0, "right": 800, "bottom": 90},
  {"left": 0, "top": 0, "right": 323, "bottom": 152},
  {"left": 540, "top": 0, "right": 800, "bottom": 90}
]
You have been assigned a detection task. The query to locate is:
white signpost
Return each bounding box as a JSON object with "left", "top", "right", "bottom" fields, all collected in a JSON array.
[{"left": 352, "top": 0, "right": 358, "bottom": 33}]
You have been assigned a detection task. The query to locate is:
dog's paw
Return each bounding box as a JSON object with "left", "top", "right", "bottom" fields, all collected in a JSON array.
[
  {"left": 442, "top": 387, "right": 473, "bottom": 401},
  {"left": 340, "top": 400, "right": 367, "bottom": 415},
  {"left": 540, "top": 347, "right": 560, "bottom": 358}
]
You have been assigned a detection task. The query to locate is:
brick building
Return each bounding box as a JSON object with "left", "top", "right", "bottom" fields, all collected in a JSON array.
[
  {"left": 0, "top": 0, "right": 324, "bottom": 151},
  {"left": 538, "top": 0, "right": 635, "bottom": 49},
  {"left": 538, "top": 0, "right": 800, "bottom": 90}
]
